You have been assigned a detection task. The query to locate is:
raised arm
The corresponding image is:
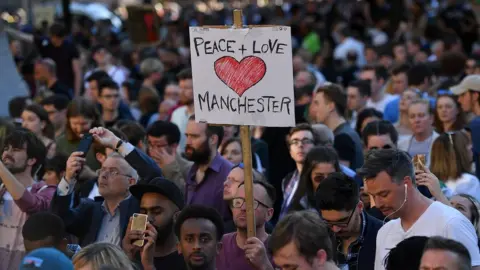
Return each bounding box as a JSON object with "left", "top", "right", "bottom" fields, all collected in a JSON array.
[
  {"left": 51, "top": 151, "right": 93, "bottom": 237},
  {"left": 89, "top": 127, "right": 163, "bottom": 182}
]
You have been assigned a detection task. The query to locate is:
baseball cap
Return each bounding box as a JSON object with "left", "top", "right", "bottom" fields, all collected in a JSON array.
[
  {"left": 20, "top": 248, "right": 73, "bottom": 270},
  {"left": 130, "top": 177, "right": 185, "bottom": 210},
  {"left": 450, "top": 75, "right": 480, "bottom": 95}
]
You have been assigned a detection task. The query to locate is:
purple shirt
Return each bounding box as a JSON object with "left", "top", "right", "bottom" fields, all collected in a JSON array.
[
  {"left": 185, "top": 153, "right": 233, "bottom": 220},
  {"left": 216, "top": 232, "right": 273, "bottom": 270}
]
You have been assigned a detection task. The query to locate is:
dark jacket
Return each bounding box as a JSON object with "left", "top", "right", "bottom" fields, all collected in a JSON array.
[
  {"left": 52, "top": 193, "right": 139, "bottom": 247},
  {"left": 51, "top": 147, "right": 163, "bottom": 246},
  {"left": 339, "top": 212, "right": 383, "bottom": 270}
]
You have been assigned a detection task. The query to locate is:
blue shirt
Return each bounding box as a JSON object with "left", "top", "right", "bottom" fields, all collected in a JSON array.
[
  {"left": 383, "top": 95, "right": 436, "bottom": 123},
  {"left": 96, "top": 195, "right": 131, "bottom": 246}
]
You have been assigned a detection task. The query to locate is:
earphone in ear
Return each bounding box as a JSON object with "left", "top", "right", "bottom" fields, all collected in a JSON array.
[{"left": 404, "top": 184, "right": 407, "bottom": 197}]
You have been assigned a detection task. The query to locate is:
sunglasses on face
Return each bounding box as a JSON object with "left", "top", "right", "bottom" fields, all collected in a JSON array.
[{"left": 369, "top": 144, "right": 393, "bottom": 150}]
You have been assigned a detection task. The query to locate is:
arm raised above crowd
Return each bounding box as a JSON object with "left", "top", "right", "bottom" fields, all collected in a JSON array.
[
  {"left": 50, "top": 151, "right": 93, "bottom": 238},
  {"left": 90, "top": 127, "right": 163, "bottom": 183},
  {"left": 0, "top": 160, "right": 56, "bottom": 214}
]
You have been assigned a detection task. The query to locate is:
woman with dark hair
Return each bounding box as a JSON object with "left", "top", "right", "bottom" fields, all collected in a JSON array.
[
  {"left": 220, "top": 137, "right": 262, "bottom": 173},
  {"left": 355, "top": 108, "right": 383, "bottom": 137},
  {"left": 56, "top": 97, "right": 103, "bottom": 170},
  {"left": 21, "top": 104, "right": 56, "bottom": 158},
  {"left": 433, "top": 93, "right": 466, "bottom": 133},
  {"left": 289, "top": 145, "right": 341, "bottom": 211}
]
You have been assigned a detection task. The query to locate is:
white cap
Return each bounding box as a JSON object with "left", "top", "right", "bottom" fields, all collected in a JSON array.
[{"left": 451, "top": 75, "right": 480, "bottom": 95}]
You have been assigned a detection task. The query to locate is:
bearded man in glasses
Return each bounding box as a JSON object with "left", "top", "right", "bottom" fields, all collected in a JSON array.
[{"left": 315, "top": 172, "right": 383, "bottom": 270}]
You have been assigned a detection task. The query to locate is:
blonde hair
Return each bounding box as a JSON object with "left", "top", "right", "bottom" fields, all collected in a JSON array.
[{"left": 73, "top": 242, "right": 135, "bottom": 270}]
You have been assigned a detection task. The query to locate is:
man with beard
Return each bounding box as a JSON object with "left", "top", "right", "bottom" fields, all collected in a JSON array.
[
  {"left": 175, "top": 205, "right": 224, "bottom": 270},
  {"left": 315, "top": 172, "right": 382, "bottom": 270},
  {"left": 171, "top": 68, "right": 195, "bottom": 152},
  {"left": 0, "top": 128, "right": 56, "bottom": 270},
  {"left": 123, "top": 177, "right": 187, "bottom": 270},
  {"left": 184, "top": 115, "right": 233, "bottom": 221},
  {"left": 217, "top": 180, "right": 276, "bottom": 270}
]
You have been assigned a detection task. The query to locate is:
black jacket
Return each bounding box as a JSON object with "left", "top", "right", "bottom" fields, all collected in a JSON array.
[{"left": 341, "top": 212, "right": 383, "bottom": 270}]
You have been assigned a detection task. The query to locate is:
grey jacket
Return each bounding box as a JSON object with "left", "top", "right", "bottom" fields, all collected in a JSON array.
[{"left": 161, "top": 155, "right": 193, "bottom": 192}]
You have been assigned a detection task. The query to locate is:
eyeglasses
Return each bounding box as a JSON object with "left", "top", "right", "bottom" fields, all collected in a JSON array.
[
  {"left": 96, "top": 168, "right": 132, "bottom": 178},
  {"left": 289, "top": 138, "right": 314, "bottom": 146},
  {"left": 231, "top": 197, "right": 271, "bottom": 210},
  {"left": 147, "top": 141, "right": 169, "bottom": 149},
  {"left": 323, "top": 205, "right": 357, "bottom": 228},
  {"left": 369, "top": 144, "right": 393, "bottom": 150}
]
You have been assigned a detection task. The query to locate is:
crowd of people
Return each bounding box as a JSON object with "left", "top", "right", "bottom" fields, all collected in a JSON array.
[{"left": 1, "top": 0, "right": 480, "bottom": 269}]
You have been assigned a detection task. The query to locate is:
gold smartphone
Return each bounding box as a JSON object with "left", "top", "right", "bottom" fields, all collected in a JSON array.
[
  {"left": 131, "top": 213, "right": 148, "bottom": 247},
  {"left": 413, "top": 154, "right": 426, "bottom": 170}
]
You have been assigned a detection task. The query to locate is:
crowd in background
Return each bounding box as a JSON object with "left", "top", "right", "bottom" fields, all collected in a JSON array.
[{"left": 1, "top": 0, "right": 480, "bottom": 269}]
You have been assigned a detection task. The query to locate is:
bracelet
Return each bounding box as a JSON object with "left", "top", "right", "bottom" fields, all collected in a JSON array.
[{"left": 114, "top": 140, "right": 124, "bottom": 152}]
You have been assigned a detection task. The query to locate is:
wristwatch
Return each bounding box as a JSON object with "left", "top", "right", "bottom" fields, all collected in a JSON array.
[{"left": 114, "top": 140, "right": 124, "bottom": 152}]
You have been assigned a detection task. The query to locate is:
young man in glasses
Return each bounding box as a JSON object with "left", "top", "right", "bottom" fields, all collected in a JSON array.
[
  {"left": 315, "top": 172, "right": 383, "bottom": 270},
  {"left": 217, "top": 180, "right": 276, "bottom": 270}
]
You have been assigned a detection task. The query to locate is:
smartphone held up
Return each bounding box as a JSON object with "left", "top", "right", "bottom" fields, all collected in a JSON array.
[{"left": 131, "top": 213, "right": 148, "bottom": 247}]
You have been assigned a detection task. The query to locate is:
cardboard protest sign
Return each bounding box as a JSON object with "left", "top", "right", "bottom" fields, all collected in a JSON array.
[{"left": 189, "top": 26, "right": 295, "bottom": 127}]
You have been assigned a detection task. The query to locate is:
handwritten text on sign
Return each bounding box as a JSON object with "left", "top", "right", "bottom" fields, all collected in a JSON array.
[{"left": 189, "top": 27, "right": 295, "bottom": 127}]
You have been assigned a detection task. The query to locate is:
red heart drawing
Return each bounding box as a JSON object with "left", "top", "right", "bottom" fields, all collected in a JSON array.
[{"left": 214, "top": 56, "right": 267, "bottom": 97}]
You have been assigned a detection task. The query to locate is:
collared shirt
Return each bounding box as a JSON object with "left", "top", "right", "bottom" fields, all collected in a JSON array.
[
  {"left": 185, "top": 153, "right": 233, "bottom": 220},
  {"left": 96, "top": 195, "right": 131, "bottom": 246},
  {"left": 337, "top": 211, "right": 366, "bottom": 270}
]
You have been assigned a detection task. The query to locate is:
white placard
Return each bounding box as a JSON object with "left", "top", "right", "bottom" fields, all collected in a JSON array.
[
  {"left": 189, "top": 26, "right": 295, "bottom": 127},
  {"left": 33, "top": 6, "right": 56, "bottom": 28}
]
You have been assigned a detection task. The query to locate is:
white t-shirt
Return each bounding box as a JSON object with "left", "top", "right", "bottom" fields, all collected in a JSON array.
[
  {"left": 366, "top": 94, "right": 397, "bottom": 113},
  {"left": 374, "top": 202, "right": 480, "bottom": 270}
]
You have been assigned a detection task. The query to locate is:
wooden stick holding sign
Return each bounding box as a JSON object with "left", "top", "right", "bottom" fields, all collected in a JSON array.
[
  {"left": 233, "top": 10, "right": 257, "bottom": 238},
  {"left": 189, "top": 9, "right": 295, "bottom": 238}
]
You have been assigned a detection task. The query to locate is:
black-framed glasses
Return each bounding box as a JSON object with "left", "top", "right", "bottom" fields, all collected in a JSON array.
[
  {"left": 369, "top": 144, "right": 393, "bottom": 150},
  {"left": 231, "top": 197, "right": 271, "bottom": 210},
  {"left": 96, "top": 168, "right": 132, "bottom": 179},
  {"left": 289, "top": 138, "right": 314, "bottom": 146},
  {"left": 323, "top": 205, "right": 357, "bottom": 228}
]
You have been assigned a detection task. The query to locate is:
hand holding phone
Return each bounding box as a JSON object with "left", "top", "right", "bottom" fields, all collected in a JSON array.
[
  {"left": 131, "top": 213, "right": 149, "bottom": 247},
  {"left": 65, "top": 152, "right": 87, "bottom": 181},
  {"left": 77, "top": 133, "right": 94, "bottom": 157}
]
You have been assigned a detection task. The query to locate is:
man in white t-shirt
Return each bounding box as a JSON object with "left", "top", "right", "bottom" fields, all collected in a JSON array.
[{"left": 357, "top": 149, "right": 480, "bottom": 270}]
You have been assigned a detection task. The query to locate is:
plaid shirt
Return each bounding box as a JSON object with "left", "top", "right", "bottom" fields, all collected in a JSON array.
[{"left": 336, "top": 211, "right": 366, "bottom": 270}]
